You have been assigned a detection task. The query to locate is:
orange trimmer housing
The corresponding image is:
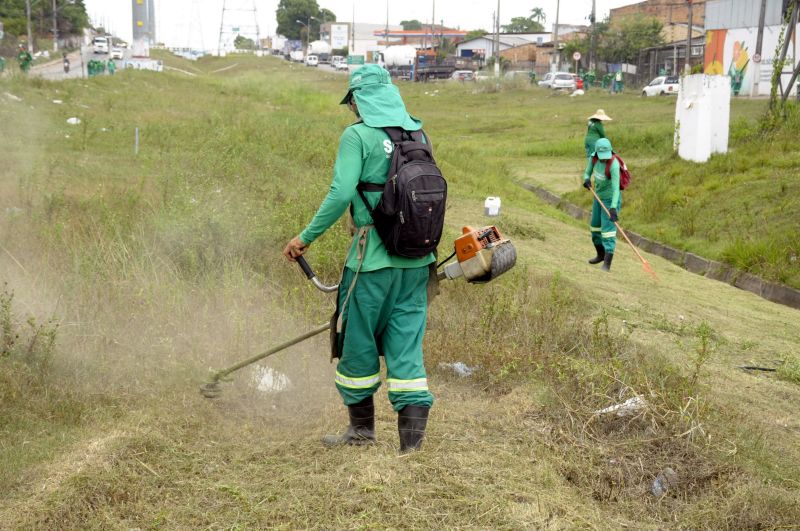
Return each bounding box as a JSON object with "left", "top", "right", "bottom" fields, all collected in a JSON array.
[{"left": 454, "top": 226, "right": 508, "bottom": 262}]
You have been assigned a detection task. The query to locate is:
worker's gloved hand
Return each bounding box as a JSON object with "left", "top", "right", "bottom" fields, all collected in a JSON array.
[
  {"left": 609, "top": 208, "right": 618, "bottom": 222},
  {"left": 582, "top": 179, "right": 592, "bottom": 190}
]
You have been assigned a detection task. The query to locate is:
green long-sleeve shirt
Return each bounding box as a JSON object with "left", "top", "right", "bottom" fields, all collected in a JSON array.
[
  {"left": 299, "top": 122, "right": 435, "bottom": 272},
  {"left": 583, "top": 156, "right": 621, "bottom": 209},
  {"left": 584, "top": 119, "right": 606, "bottom": 152}
]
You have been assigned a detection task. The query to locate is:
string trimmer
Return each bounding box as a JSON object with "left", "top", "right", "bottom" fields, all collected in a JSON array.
[{"left": 199, "top": 225, "right": 516, "bottom": 399}]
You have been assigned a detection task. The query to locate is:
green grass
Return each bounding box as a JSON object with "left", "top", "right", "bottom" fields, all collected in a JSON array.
[{"left": 1, "top": 54, "right": 799, "bottom": 528}]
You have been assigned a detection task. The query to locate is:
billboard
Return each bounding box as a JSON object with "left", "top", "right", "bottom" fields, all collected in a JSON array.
[{"left": 330, "top": 24, "right": 349, "bottom": 49}]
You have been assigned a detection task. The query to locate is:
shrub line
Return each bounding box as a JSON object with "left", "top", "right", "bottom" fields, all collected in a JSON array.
[{"left": 518, "top": 182, "right": 800, "bottom": 311}]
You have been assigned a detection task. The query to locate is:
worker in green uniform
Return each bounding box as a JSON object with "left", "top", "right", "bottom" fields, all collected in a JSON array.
[
  {"left": 107, "top": 58, "right": 116, "bottom": 75},
  {"left": 582, "top": 138, "right": 620, "bottom": 272},
  {"left": 17, "top": 45, "right": 32, "bottom": 74},
  {"left": 0, "top": 56, "right": 6, "bottom": 73},
  {"left": 584, "top": 109, "right": 611, "bottom": 158},
  {"left": 283, "top": 64, "right": 435, "bottom": 452}
]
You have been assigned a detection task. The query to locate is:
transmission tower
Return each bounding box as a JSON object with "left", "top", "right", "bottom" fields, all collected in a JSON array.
[{"left": 217, "top": 0, "right": 261, "bottom": 55}]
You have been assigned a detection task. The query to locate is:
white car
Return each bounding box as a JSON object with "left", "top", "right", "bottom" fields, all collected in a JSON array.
[
  {"left": 334, "top": 60, "right": 349, "bottom": 71},
  {"left": 551, "top": 72, "right": 576, "bottom": 90},
  {"left": 305, "top": 54, "right": 319, "bottom": 67},
  {"left": 642, "top": 75, "right": 680, "bottom": 96},
  {"left": 110, "top": 47, "right": 124, "bottom": 60},
  {"left": 538, "top": 72, "right": 554, "bottom": 88},
  {"left": 92, "top": 36, "right": 109, "bottom": 54}
]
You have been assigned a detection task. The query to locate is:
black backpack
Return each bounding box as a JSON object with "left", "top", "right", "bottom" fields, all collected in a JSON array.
[{"left": 356, "top": 127, "right": 447, "bottom": 258}]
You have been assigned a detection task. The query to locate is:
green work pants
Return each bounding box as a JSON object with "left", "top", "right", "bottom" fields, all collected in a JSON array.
[
  {"left": 335, "top": 265, "right": 434, "bottom": 412},
  {"left": 590, "top": 197, "right": 619, "bottom": 254}
]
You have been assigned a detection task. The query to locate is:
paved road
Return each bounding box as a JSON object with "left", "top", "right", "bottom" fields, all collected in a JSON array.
[{"left": 31, "top": 46, "right": 132, "bottom": 80}]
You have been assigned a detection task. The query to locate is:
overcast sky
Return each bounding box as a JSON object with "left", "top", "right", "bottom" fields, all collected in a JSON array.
[{"left": 85, "top": 0, "right": 641, "bottom": 50}]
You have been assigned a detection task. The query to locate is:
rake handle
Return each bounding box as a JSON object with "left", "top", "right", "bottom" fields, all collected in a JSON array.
[{"left": 588, "top": 187, "right": 653, "bottom": 270}]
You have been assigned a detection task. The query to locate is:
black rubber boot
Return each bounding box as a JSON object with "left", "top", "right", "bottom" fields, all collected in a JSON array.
[
  {"left": 398, "top": 405, "right": 430, "bottom": 453},
  {"left": 322, "top": 396, "right": 376, "bottom": 447},
  {"left": 601, "top": 253, "right": 614, "bottom": 272},
  {"left": 588, "top": 244, "right": 605, "bottom": 265}
]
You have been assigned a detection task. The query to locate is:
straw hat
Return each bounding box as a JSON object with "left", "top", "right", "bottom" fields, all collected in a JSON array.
[{"left": 588, "top": 109, "right": 612, "bottom": 121}]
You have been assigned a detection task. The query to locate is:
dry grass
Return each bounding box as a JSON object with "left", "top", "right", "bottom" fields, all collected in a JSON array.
[{"left": 0, "top": 54, "right": 798, "bottom": 529}]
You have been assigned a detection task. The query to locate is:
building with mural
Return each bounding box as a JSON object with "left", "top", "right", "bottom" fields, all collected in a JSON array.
[{"left": 704, "top": 0, "right": 797, "bottom": 97}]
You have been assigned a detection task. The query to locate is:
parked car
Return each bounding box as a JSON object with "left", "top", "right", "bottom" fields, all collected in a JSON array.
[
  {"left": 305, "top": 54, "right": 319, "bottom": 67},
  {"left": 450, "top": 70, "right": 475, "bottom": 81},
  {"left": 551, "top": 72, "right": 577, "bottom": 90},
  {"left": 537, "top": 72, "right": 554, "bottom": 88},
  {"left": 110, "top": 47, "right": 124, "bottom": 60},
  {"left": 330, "top": 55, "right": 344, "bottom": 66},
  {"left": 642, "top": 75, "right": 680, "bottom": 96},
  {"left": 335, "top": 60, "right": 349, "bottom": 71},
  {"left": 475, "top": 70, "right": 492, "bottom": 81}
]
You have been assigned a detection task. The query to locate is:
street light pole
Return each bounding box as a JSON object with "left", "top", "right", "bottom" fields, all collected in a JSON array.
[
  {"left": 685, "top": 0, "right": 693, "bottom": 73},
  {"left": 26, "top": 0, "right": 33, "bottom": 53},
  {"left": 52, "top": 0, "right": 59, "bottom": 52}
]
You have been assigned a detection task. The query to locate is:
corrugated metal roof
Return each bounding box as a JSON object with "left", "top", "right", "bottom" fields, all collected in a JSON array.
[{"left": 705, "top": 0, "right": 783, "bottom": 30}]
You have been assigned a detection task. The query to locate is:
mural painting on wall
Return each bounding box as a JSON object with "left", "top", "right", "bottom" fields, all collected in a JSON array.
[
  {"left": 729, "top": 41, "right": 750, "bottom": 96},
  {"left": 704, "top": 29, "right": 751, "bottom": 96},
  {"left": 704, "top": 29, "right": 726, "bottom": 75}
]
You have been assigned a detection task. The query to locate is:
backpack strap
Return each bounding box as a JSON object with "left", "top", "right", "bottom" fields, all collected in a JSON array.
[
  {"left": 356, "top": 182, "right": 382, "bottom": 215},
  {"left": 604, "top": 153, "right": 618, "bottom": 179}
]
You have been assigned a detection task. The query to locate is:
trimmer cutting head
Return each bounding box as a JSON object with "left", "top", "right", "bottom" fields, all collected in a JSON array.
[{"left": 199, "top": 380, "right": 223, "bottom": 399}]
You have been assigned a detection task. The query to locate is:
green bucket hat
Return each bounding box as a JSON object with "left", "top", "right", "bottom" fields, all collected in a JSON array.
[
  {"left": 593, "top": 138, "right": 613, "bottom": 161},
  {"left": 340, "top": 64, "right": 421, "bottom": 131}
]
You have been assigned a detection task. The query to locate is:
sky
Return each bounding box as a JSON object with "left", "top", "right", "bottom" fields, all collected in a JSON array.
[{"left": 85, "top": 0, "right": 641, "bottom": 50}]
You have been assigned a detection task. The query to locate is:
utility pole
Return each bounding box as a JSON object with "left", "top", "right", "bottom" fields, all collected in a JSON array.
[
  {"left": 685, "top": 0, "right": 693, "bottom": 73},
  {"left": 553, "top": 0, "right": 560, "bottom": 71},
  {"left": 753, "top": 0, "right": 768, "bottom": 96},
  {"left": 494, "top": 0, "right": 500, "bottom": 77},
  {"left": 26, "top": 0, "right": 33, "bottom": 53},
  {"left": 589, "top": 0, "right": 596, "bottom": 72},
  {"left": 384, "top": 0, "right": 388, "bottom": 50},
  {"left": 432, "top": 0, "right": 436, "bottom": 50},
  {"left": 52, "top": 0, "right": 58, "bottom": 51}
]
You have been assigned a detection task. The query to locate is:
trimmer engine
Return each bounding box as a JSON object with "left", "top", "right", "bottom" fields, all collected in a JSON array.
[{"left": 439, "top": 226, "right": 517, "bottom": 283}]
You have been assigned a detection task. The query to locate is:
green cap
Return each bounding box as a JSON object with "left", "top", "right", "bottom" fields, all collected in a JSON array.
[
  {"left": 593, "top": 138, "right": 613, "bottom": 161},
  {"left": 340, "top": 64, "right": 392, "bottom": 104}
]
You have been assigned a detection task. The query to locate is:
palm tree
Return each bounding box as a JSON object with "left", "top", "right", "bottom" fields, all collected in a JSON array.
[{"left": 531, "top": 7, "right": 546, "bottom": 25}]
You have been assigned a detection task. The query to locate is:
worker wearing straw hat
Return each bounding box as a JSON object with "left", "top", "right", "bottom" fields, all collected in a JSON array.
[{"left": 584, "top": 109, "right": 612, "bottom": 158}]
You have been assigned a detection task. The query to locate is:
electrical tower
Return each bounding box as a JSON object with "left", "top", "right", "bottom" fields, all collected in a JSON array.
[{"left": 217, "top": 0, "right": 261, "bottom": 55}]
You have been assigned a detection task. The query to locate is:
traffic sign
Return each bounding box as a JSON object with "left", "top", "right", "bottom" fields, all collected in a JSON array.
[
  {"left": 347, "top": 55, "right": 365, "bottom": 65},
  {"left": 573, "top": 51, "right": 582, "bottom": 61}
]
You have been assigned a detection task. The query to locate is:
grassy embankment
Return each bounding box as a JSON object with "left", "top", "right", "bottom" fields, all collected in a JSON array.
[
  {"left": 514, "top": 85, "right": 800, "bottom": 289},
  {"left": 1, "top": 54, "right": 799, "bottom": 528}
]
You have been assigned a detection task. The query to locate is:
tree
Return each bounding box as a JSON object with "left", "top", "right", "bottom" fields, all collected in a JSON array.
[
  {"left": 275, "top": 0, "right": 320, "bottom": 40},
  {"left": 401, "top": 19, "right": 422, "bottom": 30},
  {"left": 465, "top": 29, "right": 488, "bottom": 41},
  {"left": 0, "top": 0, "right": 88, "bottom": 53},
  {"left": 502, "top": 14, "right": 544, "bottom": 33},
  {"left": 531, "top": 7, "right": 546, "bottom": 25},
  {"left": 234, "top": 35, "right": 256, "bottom": 50},
  {"left": 598, "top": 15, "right": 662, "bottom": 64}
]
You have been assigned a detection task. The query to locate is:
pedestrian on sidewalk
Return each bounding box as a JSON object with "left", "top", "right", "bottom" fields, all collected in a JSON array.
[
  {"left": 583, "top": 138, "right": 621, "bottom": 271},
  {"left": 283, "top": 64, "right": 435, "bottom": 453},
  {"left": 584, "top": 109, "right": 611, "bottom": 159}
]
